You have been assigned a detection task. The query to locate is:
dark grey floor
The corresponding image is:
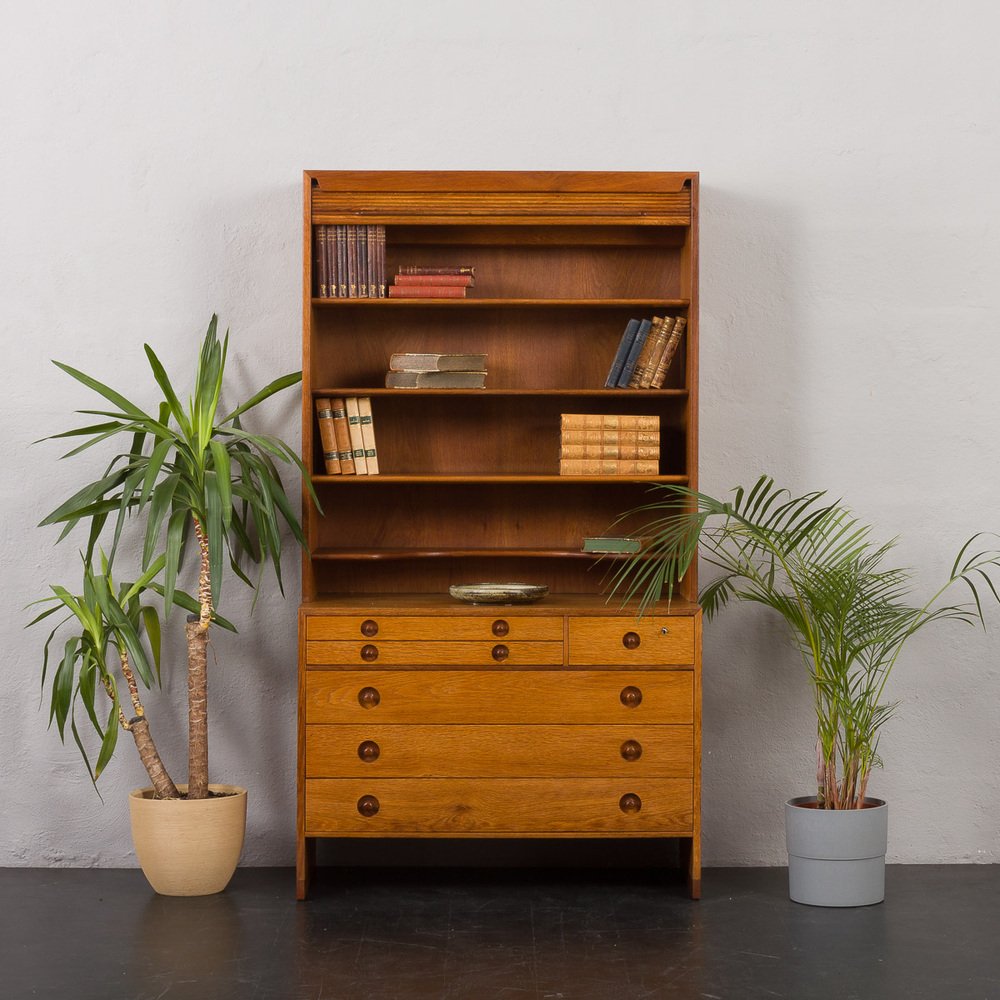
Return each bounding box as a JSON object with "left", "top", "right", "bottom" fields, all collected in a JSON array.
[{"left": 2, "top": 863, "right": 999, "bottom": 1000}]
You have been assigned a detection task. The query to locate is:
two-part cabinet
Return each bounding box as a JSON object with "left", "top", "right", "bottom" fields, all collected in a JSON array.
[{"left": 298, "top": 171, "right": 701, "bottom": 898}]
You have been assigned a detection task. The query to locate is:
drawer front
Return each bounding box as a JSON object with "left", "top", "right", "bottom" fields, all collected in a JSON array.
[
  {"left": 305, "top": 670, "right": 693, "bottom": 725},
  {"left": 305, "top": 777, "right": 694, "bottom": 835},
  {"left": 306, "top": 640, "right": 564, "bottom": 667},
  {"left": 568, "top": 616, "right": 695, "bottom": 666},
  {"left": 306, "top": 724, "right": 694, "bottom": 778},
  {"left": 306, "top": 615, "right": 564, "bottom": 642}
]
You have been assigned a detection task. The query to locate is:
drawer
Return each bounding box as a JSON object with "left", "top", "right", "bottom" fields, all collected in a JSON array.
[
  {"left": 306, "top": 639, "right": 564, "bottom": 667},
  {"left": 305, "top": 777, "right": 694, "bottom": 835},
  {"left": 568, "top": 616, "right": 695, "bottom": 666},
  {"left": 306, "top": 724, "right": 694, "bottom": 778},
  {"left": 305, "top": 670, "right": 693, "bottom": 725},
  {"left": 306, "top": 615, "right": 564, "bottom": 642}
]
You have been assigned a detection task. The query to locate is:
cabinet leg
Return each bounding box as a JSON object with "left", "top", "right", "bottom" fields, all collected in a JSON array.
[
  {"left": 296, "top": 836, "right": 315, "bottom": 900},
  {"left": 681, "top": 835, "right": 701, "bottom": 899}
]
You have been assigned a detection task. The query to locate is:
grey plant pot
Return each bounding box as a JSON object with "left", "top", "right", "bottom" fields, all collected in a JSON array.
[{"left": 785, "top": 796, "right": 888, "bottom": 907}]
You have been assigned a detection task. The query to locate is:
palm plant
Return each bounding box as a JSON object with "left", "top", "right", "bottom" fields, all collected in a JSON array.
[
  {"left": 608, "top": 476, "right": 1000, "bottom": 809},
  {"left": 33, "top": 315, "right": 311, "bottom": 799}
]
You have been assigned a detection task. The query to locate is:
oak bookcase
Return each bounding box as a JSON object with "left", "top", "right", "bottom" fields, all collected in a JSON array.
[{"left": 298, "top": 171, "right": 701, "bottom": 899}]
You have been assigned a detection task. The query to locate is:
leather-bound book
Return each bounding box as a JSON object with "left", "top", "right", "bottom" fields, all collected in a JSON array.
[
  {"left": 345, "top": 396, "right": 369, "bottom": 474},
  {"left": 314, "top": 397, "right": 341, "bottom": 474},
  {"left": 358, "top": 396, "right": 379, "bottom": 475},
  {"left": 650, "top": 317, "right": 687, "bottom": 389},
  {"left": 329, "top": 397, "right": 356, "bottom": 474}
]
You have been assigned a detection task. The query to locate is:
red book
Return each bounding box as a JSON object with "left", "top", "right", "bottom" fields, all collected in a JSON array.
[
  {"left": 398, "top": 265, "right": 475, "bottom": 276},
  {"left": 394, "top": 274, "right": 475, "bottom": 287},
  {"left": 387, "top": 285, "right": 466, "bottom": 298}
]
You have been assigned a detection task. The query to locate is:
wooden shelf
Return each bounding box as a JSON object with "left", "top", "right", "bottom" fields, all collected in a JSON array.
[
  {"left": 310, "top": 475, "right": 690, "bottom": 485},
  {"left": 311, "top": 388, "right": 690, "bottom": 398},
  {"left": 312, "top": 297, "right": 691, "bottom": 308},
  {"left": 310, "top": 546, "right": 648, "bottom": 561}
]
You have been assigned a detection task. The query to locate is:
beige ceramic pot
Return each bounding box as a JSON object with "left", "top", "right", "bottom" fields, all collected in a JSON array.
[{"left": 129, "top": 784, "right": 247, "bottom": 896}]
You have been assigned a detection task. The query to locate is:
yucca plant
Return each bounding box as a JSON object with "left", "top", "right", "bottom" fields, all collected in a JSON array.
[
  {"left": 34, "top": 315, "right": 311, "bottom": 799},
  {"left": 608, "top": 476, "right": 1000, "bottom": 808}
]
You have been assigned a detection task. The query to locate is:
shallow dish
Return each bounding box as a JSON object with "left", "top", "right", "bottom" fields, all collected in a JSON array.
[{"left": 449, "top": 583, "right": 549, "bottom": 605}]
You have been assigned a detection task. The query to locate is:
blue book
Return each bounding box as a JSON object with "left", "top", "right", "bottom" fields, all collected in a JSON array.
[
  {"left": 617, "top": 319, "right": 652, "bottom": 387},
  {"left": 605, "top": 319, "right": 640, "bottom": 388}
]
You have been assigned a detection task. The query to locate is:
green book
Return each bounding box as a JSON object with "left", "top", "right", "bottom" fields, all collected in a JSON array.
[{"left": 582, "top": 536, "right": 646, "bottom": 554}]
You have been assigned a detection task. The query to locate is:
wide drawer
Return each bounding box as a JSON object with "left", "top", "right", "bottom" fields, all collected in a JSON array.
[
  {"left": 305, "top": 670, "right": 693, "bottom": 725},
  {"left": 568, "top": 616, "right": 695, "bottom": 665},
  {"left": 305, "top": 777, "right": 694, "bottom": 835},
  {"left": 305, "top": 724, "right": 694, "bottom": 778},
  {"left": 306, "top": 615, "right": 563, "bottom": 642},
  {"left": 306, "top": 640, "right": 564, "bottom": 667}
]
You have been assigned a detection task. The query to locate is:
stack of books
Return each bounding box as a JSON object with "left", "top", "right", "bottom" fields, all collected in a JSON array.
[
  {"left": 386, "top": 352, "right": 488, "bottom": 389},
  {"left": 314, "top": 396, "right": 380, "bottom": 475},
  {"left": 313, "top": 225, "right": 386, "bottom": 299},
  {"left": 387, "top": 265, "right": 476, "bottom": 298},
  {"left": 605, "top": 315, "right": 687, "bottom": 389},
  {"left": 559, "top": 413, "right": 660, "bottom": 476}
]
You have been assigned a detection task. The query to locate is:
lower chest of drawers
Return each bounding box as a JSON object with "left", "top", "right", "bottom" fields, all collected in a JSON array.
[{"left": 300, "top": 611, "right": 700, "bottom": 838}]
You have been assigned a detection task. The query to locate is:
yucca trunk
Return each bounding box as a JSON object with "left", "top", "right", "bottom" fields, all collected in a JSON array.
[
  {"left": 186, "top": 518, "right": 212, "bottom": 799},
  {"left": 112, "top": 650, "right": 179, "bottom": 799},
  {"left": 130, "top": 718, "right": 179, "bottom": 799}
]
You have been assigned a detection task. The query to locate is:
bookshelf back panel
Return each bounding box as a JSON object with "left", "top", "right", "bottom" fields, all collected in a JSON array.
[
  {"left": 311, "top": 481, "right": 668, "bottom": 551},
  {"left": 311, "top": 396, "right": 686, "bottom": 477},
  {"left": 310, "top": 306, "right": 689, "bottom": 392},
  {"left": 387, "top": 232, "right": 683, "bottom": 300},
  {"left": 312, "top": 556, "right": 626, "bottom": 597}
]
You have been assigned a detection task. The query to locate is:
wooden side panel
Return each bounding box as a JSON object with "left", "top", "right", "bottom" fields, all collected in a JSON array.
[
  {"left": 306, "top": 724, "right": 695, "bottom": 778},
  {"left": 305, "top": 670, "right": 694, "bottom": 725},
  {"left": 305, "top": 777, "right": 694, "bottom": 835},
  {"left": 568, "top": 616, "right": 695, "bottom": 665}
]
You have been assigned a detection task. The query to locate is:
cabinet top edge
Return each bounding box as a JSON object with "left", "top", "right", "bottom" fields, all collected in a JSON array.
[
  {"left": 300, "top": 594, "right": 702, "bottom": 616},
  {"left": 304, "top": 171, "right": 698, "bottom": 194}
]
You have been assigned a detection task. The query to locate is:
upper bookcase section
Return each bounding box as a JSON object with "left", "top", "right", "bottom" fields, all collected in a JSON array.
[{"left": 308, "top": 171, "right": 694, "bottom": 227}]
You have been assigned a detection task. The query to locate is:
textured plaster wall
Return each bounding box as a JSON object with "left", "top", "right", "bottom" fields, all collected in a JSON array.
[{"left": 2, "top": 0, "right": 999, "bottom": 868}]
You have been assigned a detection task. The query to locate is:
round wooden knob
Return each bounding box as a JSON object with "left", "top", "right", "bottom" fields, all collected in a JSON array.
[
  {"left": 620, "top": 739, "right": 643, "bottom": 761},
  {"left": 360, "top": 644, "right": 379, "bottom": 662},
  {"left": 358, "top": 740, "right": 380, "bottom": 762},
  {"left": 619, "top": 793, "right": 642, "bottom": 814},
  {"left": 622, "top": 631, "right": 641, "bottom": 650},
  {"left": 492, "top": 619, "right": 510, "bottom": 637},
  {"left": 357, "top": 795, "right": 380, "bottom": 817},
  {"left": 491, "top": 643, "right": 510, "bottom": 662},
  {"left": 620, "top": 686, "right": 643, "bottom": 708},
  {"left": 357, "top": 686, "right": 381, "bottom": 709},
  {"left": 360, "top": 619, "right": 379, "bottom": 637}
]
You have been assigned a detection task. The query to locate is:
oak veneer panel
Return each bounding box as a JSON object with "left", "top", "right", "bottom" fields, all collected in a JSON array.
[
  {"left": 309, "top": 304, "right": 688, "bottom": 392},
  {"left": 305, "top": 777, "right": 694, "bottom": 835},
  {"left": 306, "top": 640, "right": 563, "bottom": 667},
  {"left": 305, "top": 724, "right": 694, "bottom": 778},
  {"left": 309, "top": 482, "right": 686, "bottom": 554},
  {"left": 569, "top": 617, "right": 695, "bottom": 666},
  {"left": 305, "top": 670, "right": 694, "bottom": 725},
  {"left": 306, "top": 615, "right": 563, "bottom": 642}
]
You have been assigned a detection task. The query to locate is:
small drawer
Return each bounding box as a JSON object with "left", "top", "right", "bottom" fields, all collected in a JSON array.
[
  {"left": 306, "top": 615, "right": 563, "bottom": 642},
  {"left": 305, "top": 724, "right": 694, "bottom": 778},
  {"left": 305, "top": 777, "right": 694, "bottom": 835},
  {"left": 568, "top": 616, "right": 695, "bottom": 666},
  {"left": 305, "top": 670, "right": 693, "bottom": 725},
  {"left": 306, "top": 639, "right": 564, "bottom": 667}
]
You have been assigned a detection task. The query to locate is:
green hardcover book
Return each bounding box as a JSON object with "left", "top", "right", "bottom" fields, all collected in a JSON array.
[{"left": 582, "top": 536, "right": 646, "bottom": 554}]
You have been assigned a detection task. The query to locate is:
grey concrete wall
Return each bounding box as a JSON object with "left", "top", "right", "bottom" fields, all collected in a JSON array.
[{"left": 2, "top": 0, "right": 998, "bottom": 866}]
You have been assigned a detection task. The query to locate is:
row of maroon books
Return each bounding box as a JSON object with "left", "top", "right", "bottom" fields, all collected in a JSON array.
[
  {"left": 387, "top": 265, "right": 475, "bottom": 299},
  {"left": 314, "top": 225, "right": 386, "bottom": 298}
]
